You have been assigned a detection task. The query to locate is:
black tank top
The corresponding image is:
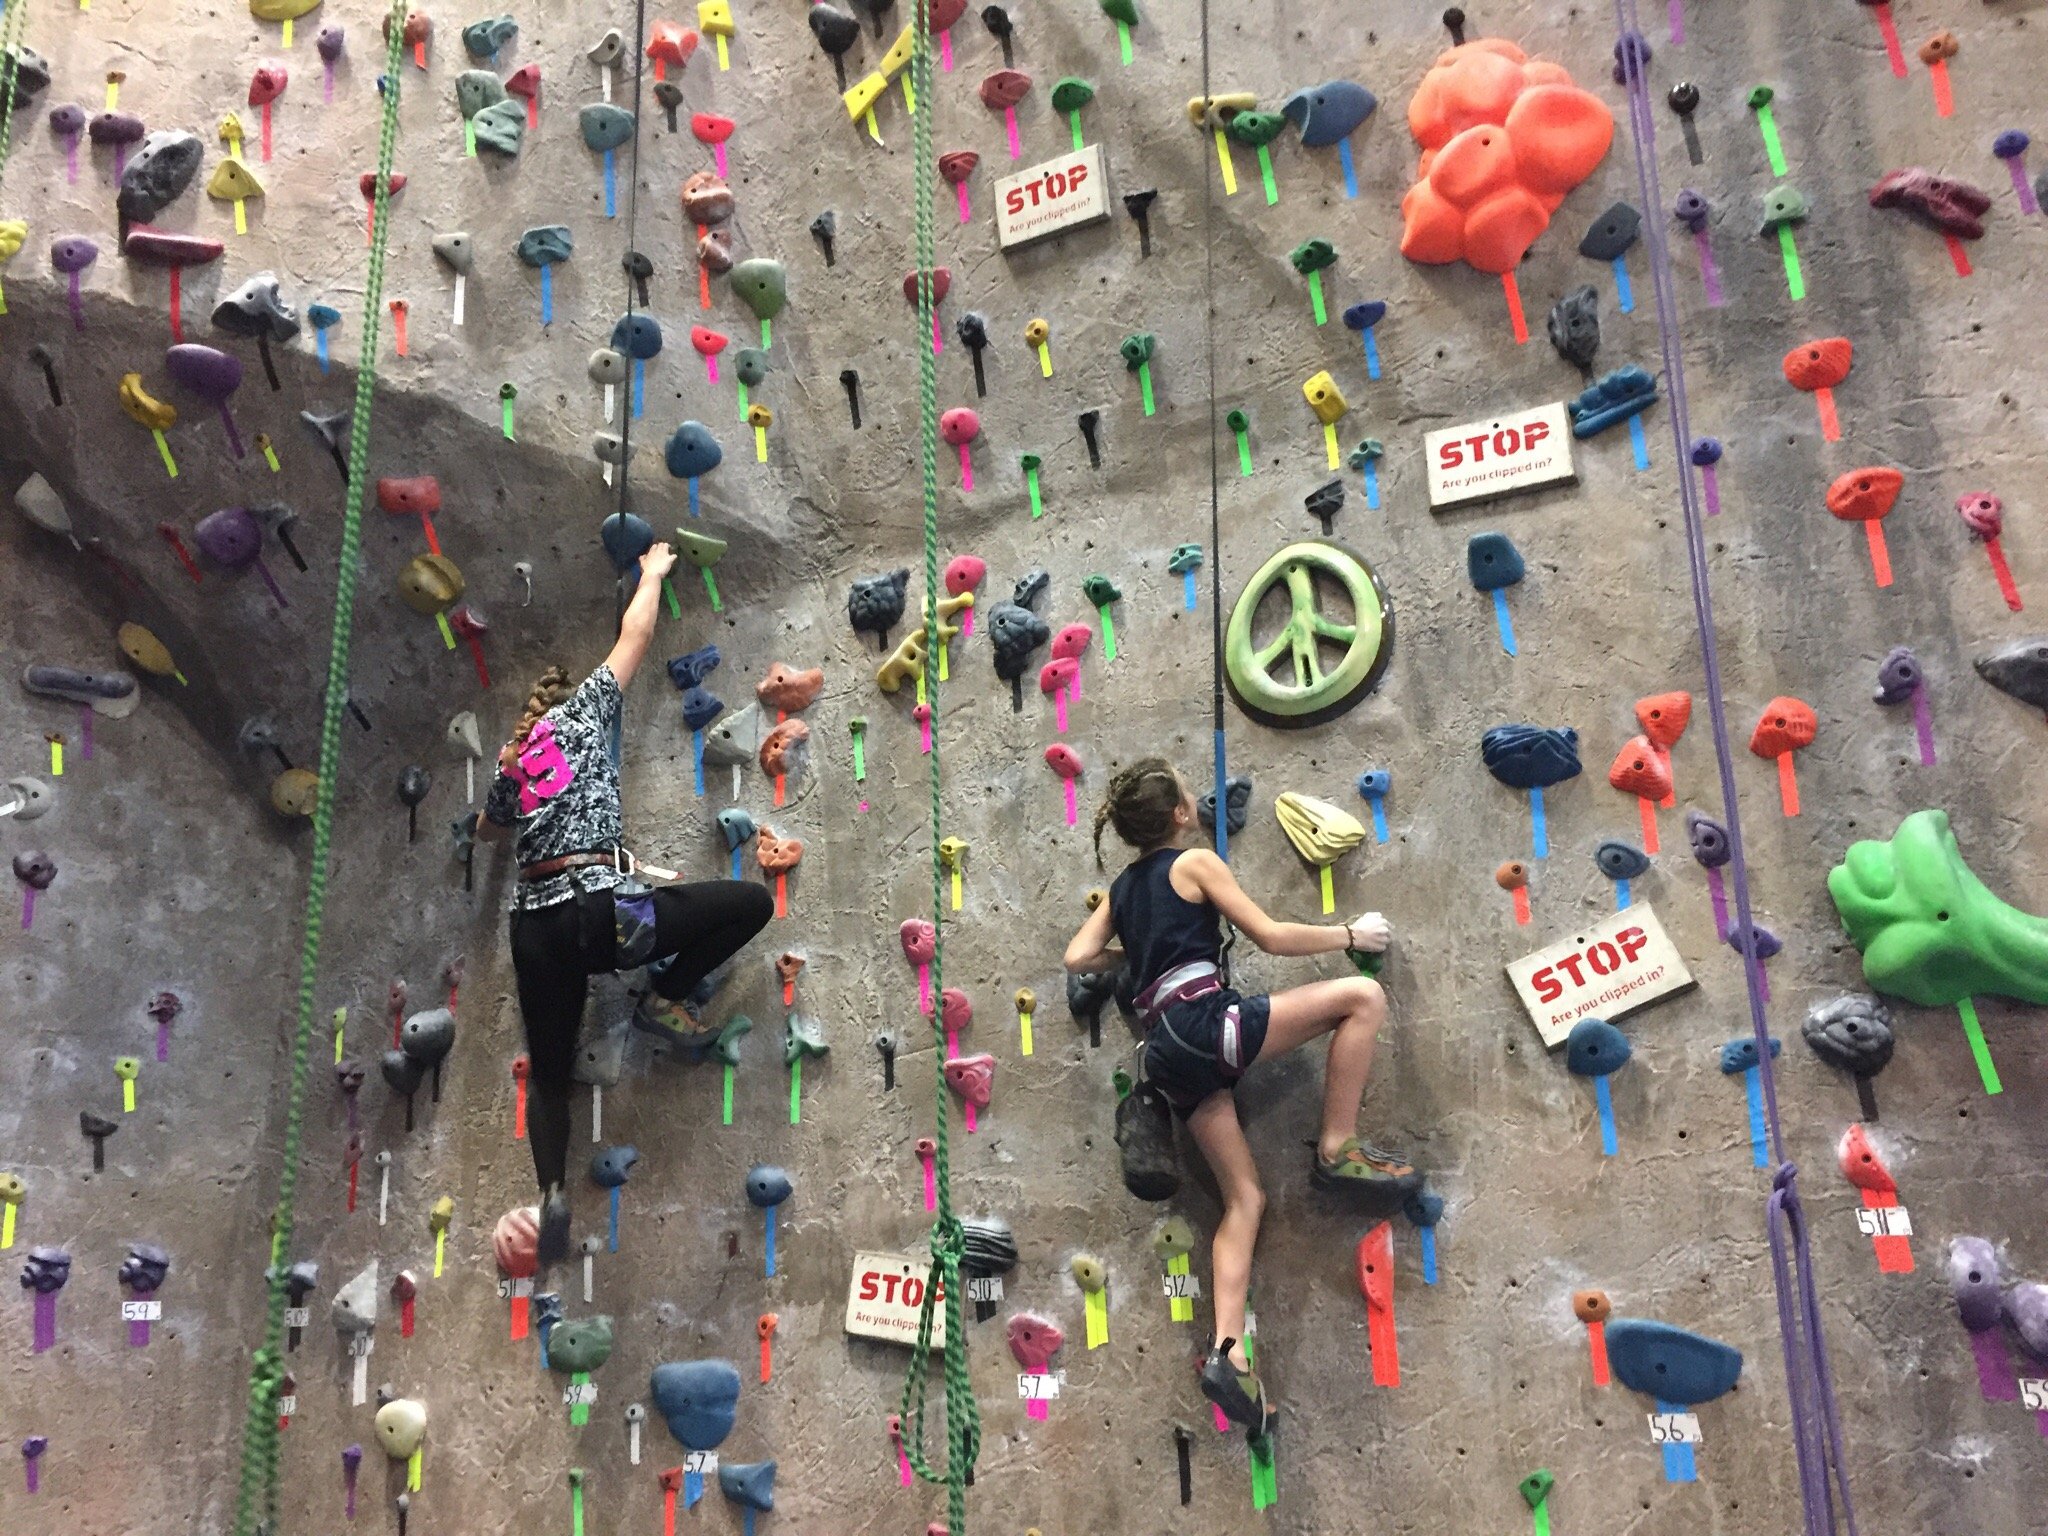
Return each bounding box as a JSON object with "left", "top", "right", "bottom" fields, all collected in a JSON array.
[{"left": 1110, "top": 848, "right": 1222, "bottom": 993}]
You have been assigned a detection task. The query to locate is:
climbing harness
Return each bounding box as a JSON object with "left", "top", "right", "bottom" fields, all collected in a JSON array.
[
  {"left": 227, "top": 10, "right": 410, "bottom": 1535},
  {"left": 893, "top": 1, "right": 980, "bottom": 1529},
  {"left": 1610, "top": 6, "right": 1858, "bottom": 1532}
]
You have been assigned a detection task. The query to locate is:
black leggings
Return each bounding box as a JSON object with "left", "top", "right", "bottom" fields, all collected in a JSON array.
[{"left": 509, "top": 880, "right": 774, "bottom": 1190}]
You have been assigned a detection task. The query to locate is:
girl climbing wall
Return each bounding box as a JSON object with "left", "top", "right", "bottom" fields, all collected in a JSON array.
[
  {"left": 479, "top": 542, "right": 774, "bottom": 1262},
  {"left": 1065, "top": 757, "right": 1417, "bottom": 1436}
]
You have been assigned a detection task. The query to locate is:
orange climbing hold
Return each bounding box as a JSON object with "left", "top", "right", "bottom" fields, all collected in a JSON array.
[
  {"left": 1607, "top": 737, "right": 1672, "bottom": 802},
  {"left": 1400, "top": 41, "right": 1614, "bottom": 275},
  {"left": 1827, "top": 467, "right": 1904, "bottom": 587},
  {"left": 1634, "top": 691, "right": 1692, "bottom": 750}
]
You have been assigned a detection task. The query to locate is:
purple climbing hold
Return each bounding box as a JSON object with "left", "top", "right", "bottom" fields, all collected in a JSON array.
[{"left": 1948, "top": 1236, "right": 2001, "bottom": 1333}]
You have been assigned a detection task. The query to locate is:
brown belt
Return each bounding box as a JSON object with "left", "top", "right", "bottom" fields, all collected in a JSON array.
[{"left": 518, "top": 850, "right": 619, "bottom": 883}]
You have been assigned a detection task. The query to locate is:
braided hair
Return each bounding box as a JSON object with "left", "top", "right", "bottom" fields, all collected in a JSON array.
[
  {"left": 503, "top": 666, "right": 575, "bottom": 767},
  {"left": 1092, "top": 757, "right": 1186, "bottom": 868}
]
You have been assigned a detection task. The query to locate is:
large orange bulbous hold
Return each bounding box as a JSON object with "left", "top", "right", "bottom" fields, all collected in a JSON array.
[{"left": 1399, "top": 43, "right": 1615, "bottom": 275}]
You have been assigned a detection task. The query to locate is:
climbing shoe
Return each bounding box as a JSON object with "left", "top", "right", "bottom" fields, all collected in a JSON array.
[
  {"left": 1311, "top": 1138, "right": 1423, "bottom": 1211},
  {"left": 1200, "top": 1341, "right": 1276, "bottom": 1438},
  {"left": 538, "top": 1187, "right": 571, "bottom": 1266},
  {"left": 631, "top": 988, "right": 716, "bottom": 1048}
]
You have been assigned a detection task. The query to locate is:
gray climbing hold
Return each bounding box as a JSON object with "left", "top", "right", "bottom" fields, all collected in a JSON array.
[
  {"left": 0, "top": 46, "right": 51, "bottom": 103},
  {"left": 455, "top": 70, "right": 506, "bottom": 119},
  {"left": 1547, "top": 285, "right": 1600, "bottom": 372},
  {"left": 579, "top": 103, "right": 635, "bottom": 152},
  {"left": 473, "top": 98, "right": 525, "bottom": 155},
  {"left": 1975, "top": 636, "right": 2048, "bottom": 714},
  {"left": 702, "top": 704, "right": 763, "bottom": 767},
  {"left": 331, "top": 1260, "right": 379, "bottom": 1334},
  {"left": 400, "top": 1007, "right": 455, "bottom": 1069},
  {"left": 23, "top": 667, "right": 138, "bottom": 718},
  {"left": 1197, "top": 775, "right": 1251, "bottom": 835},
  {"left": 516, "top": 226, "right": 573, "bottom": 267},
  {"left": 212, "top": 273, "right": 301, "bottom": 342},
  {"left": 2007, "top": 1284, "right": 2048, "bottom": 1361},
  {"left": 1802, "top": 995, "right": 1893, "bottom": 1078},
  {"left": 588, "top": 349, "right": 626, "bottom": 385},
  {"left": 431, "top": 232, "right": 474, "bottom": 274},
  {"left": 117, "top": 131, "right": 204, "bottom": 223}
]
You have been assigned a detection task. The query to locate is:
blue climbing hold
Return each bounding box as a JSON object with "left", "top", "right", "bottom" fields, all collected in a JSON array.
[
  {"left": 579, "top": 103, "right": 636, "bottom": 152},
  {"left": 1402, "top": 1188, "right": 1443, "bottom": 1226},
  {"left": 1481, "top": 725, "right": 1581, "bottom": 790},
  {"left": 1341, "top": 300, "right": 1387, "bottom": 332},
  {"left": 516, "top": 225, "right": 573, "bottom": 267},
  {"left": 1568, "top": 366, "right": 1659, "bottom": 438},
  {"left": 1717, "top": 1036, "right": 1781, "bottom": 1074},
  {"left": 307, "top": 302, "right": 341, "bottom": 330},
  {"left": 1595, "top": 840, "right": 1652, "bottom": 880},
  {"left": 1565, "top": 1017, "right": 1631, "bottom": 1077},
  {"left": 1604, "top": 1318, "right": 1744, "bottom": 1405},
  {"left": 1466, "top": 532, "right": 1525, "bottom": 592},
  {"left": 1279, "top": 80, "right": 1377, "bottom": 146},
  {"left": 599, "top": 513, "right": 655, "bottom": 573},
  {"left": 665, "top": 421, "right": 723, "bottom": 479},
  {"left": 719, "top": 1460, "right": 777, "bottom": 1512},
  {"left": 589, "top": 1144, "right": 639, "bottom": 1187},
  {"left": 649, "top": 1360, "right": 742, "bottom": 1450},
  {"left": 717, "top": 808, "right": 756, "bottom": 850},
  {"left": 1356, "top": 768, "right": 1390, "bottom": 799},
  {"left": 612, "top": 313, "right": 664, "bottom": 359},
  {"left": 746, "top": 1165, "right": 792, "bottom": 1208},
  {"left": 667, "top": 645, "right": 722, "bottom": 688},
  {"left": 681, "top": 686, "right": 724, "bottom": 731}
]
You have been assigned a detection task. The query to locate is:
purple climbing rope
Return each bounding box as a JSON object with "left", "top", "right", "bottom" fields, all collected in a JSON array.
[{"left": 1608, "top": 7, "right": 1860, "bottom": 1533}]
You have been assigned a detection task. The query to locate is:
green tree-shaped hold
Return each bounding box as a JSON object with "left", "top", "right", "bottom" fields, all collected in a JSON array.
[{"left": 1290, "top": 238, "right": 1336, "bottom": 275}]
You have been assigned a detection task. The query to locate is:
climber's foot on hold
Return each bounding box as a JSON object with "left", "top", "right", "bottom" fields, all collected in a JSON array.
[
  {"left": 538, "top": 1186, "right": 571, "bottom": 1266},
  {"left": 631, "top": 988, "right": 713, "bottom": 1047},
  {"left": 1311, "top": 1137, "right": 1422, "bottom": 1210},
  {"left": 1201, "top": 1340, "right": 1276, "bottom": 1438}
]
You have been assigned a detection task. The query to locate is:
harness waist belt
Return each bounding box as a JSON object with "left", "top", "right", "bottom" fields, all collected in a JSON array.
[
  {"left": 518, "top": 850, "right": 620, "bottom": 883},
  {"left": 1134, "top": 960, "right": 1222, "bottom": 1025}
]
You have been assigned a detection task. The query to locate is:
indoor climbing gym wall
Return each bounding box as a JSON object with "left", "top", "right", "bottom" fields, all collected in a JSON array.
[{"left": 3, "top": 0, "right": 2048, "bottom": 1530}]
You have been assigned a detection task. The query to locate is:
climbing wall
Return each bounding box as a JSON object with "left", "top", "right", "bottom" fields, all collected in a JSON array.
[{"left": 4, "top": 0, "right": 2048, "bottom": 1532}]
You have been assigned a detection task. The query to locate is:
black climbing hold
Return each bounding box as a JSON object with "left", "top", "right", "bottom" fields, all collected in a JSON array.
[
  {"left": 1197, "top": 775, "right": 1251, "bottom": 835},
  {"left": 958, "top": 311, "right": 989, "bottom": 396},
  {"left": 1304, "top": 479, "right": 1344, "bottom": 535},
  {"left": 654, "top": 80, "right": 683, "bottom": 130},
  {"left": 27, "top": 345, "right": 60, "bottom": 407},
  {"left": 1441, "top": 8, "right": 1465, "bottom": 45},
  {"left": 1668, "top": 81, "right": 1699, "bottom": 116},
  {"left": 116, "top": 130, "right": 204, "bottom": 229},
  {"left": 989, "top": 601, "right": 1050, "bottom": 710},
  {"left": 810, "top": 210, "right": 837, "bottom": 267},
  {"left": 1546, "top": 285, "right": 1601, "bottom": 373},
  {"left": 1068, "top": 968, "right": 1116, "bottom": 1048},
  {"left": 1078, "top": 410, "right": 1101, "bottom": 468},
  {"left": 1123, "top": 189, "right": 1157, "bottom": 256},
  {"left": 839, "top": 369, "right": 861, "bottom": 428},
  {"left": 982, "top": 3, "right": 1013, "bottom": 63},
  {"left": 848, "top": 569, "right": 910, "bottom": 648},
  {"left": 80, "top": 1110, "right": 117, "bottom": 1170},
  {"left": 1578, "top": 202, "right": 1641, "bottom": 261},
  {"left": 623, "top": 250, "right": 654, "bottom": 307},
  {"left": 1012, "top": 568, "right": 1050, "bottom": 610}
]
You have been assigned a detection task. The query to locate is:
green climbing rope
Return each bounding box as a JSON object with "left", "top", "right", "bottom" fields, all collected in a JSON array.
[
  {"left": 0, "top": 0, "right": 34, "bottom": 179},
  {"left": 229, "top": 9, "right": 410, "bottom": 1534},
  {"left": 894, "top": 0, "right": 979, "bottom": 1529}
]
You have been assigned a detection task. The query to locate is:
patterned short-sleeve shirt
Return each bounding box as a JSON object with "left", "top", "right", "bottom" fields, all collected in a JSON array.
[{"left": 485, "top": 665, "right": 624, "bottom": 912}]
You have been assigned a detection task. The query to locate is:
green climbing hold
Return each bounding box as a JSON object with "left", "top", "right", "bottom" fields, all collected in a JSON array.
[
  {"left": 1745, "top": 85, "right": 1774, "bottom": 109},
  {"left": 1827, "top": 809, "right": 2048, "bottom": 1008},
  {"left": 1519, "top": 1470, "right": 1555, "bottom": 1510},
  {"left": 474, "top": 99, "right": 526, "bottom": 155},
  {"left": 1226, "top": 110, "right": 1287, "bottom": 148},
  {"left": 455, "top": 70, "right": 506, "bottom": 119},
  {"left": 1759, "top": 184, "right": 1808, "bottom": 232},
  {"left": 1051, "top": 77, "right": 1095, "bottom": 112},
  {"left": 1082, "top": 574, "right": 1123, "bottom": 607},
  {"left": 1168, "top": 543, "right": 1203, "bottom": 575},
  {"left": 1099, "top": 0, "right": 1138, "bottom": 24},
  {"left": 1225, "top": 409, "right": 1248, "bottom": 433},
  {"left": 729, "top": 259, "right": 788, "bottom": 321},
  {"left": 1289, "top": 238, "right": 1336, "bottom": 275},
  {"left": 1224, "top": 539, "right": 1392, "bottom": 728},
  {"left": 1019, "top": 452, "right": 1042, "bottom": 472},
  {"left": 548, "top": 1315, "right": 615, "bottom": 1373},
  {"left": 1119, "top": 332, "right": 1155, "bottom": 369},
  {"left": 783, "top": 1013, "right": 829, "bottom": 1065},
  {"left": 711, "top": 1014, "right": 753, "bottom": 1066}
]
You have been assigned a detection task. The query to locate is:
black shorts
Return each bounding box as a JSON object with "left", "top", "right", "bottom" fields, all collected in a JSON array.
[{"left": 1142, "top": 990, "right": 1271, "bottom": 1118}]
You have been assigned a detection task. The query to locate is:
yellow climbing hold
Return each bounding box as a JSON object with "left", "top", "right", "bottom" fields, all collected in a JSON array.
[
  {"left": 209, "top": 160, "right": 265, "bottom": 202},
  {"left": 1302, "top": 370, "right": 1349, "bottom": 425},
  {"left": 878, "top": 23, "right": 916, "bottom": 76},
  {"left": 119, "top": 374, "right": 177, "bottom": 432},
  {"left": 249, "top": 0, "right": 321, "bottom": 20},
  {"left": 117, "top": 622, "right": 185, "bottom": 684},
  {"left": 696, "top": 0, "right": 734, "bottom": 34},
  {"left": 843, "top": 71, "right": 889, "bottom": 123},
  {"left": 270, "top": 768, "right": 321, "bottom": 818},
  {"left": 0, "top": 220, "right": 26, "bottom": 261},
  {"left": 1275, "top": 791, "right": 1366, "bottom": 866}
]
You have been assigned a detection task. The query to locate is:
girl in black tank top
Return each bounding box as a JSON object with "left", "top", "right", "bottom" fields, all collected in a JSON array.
[{"left": 1064, "top": 759, "right": 1420, "bottom": 1441}]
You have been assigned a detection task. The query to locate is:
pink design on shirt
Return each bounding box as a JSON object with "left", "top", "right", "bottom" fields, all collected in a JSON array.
[{"left": 509, "top": 720, "right": 575, "bottom": 814}]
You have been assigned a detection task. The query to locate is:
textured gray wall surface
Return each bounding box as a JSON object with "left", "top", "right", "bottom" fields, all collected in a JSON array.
[{"left": 2, "top": 0, "right": 2047, "bottom": 1532}]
